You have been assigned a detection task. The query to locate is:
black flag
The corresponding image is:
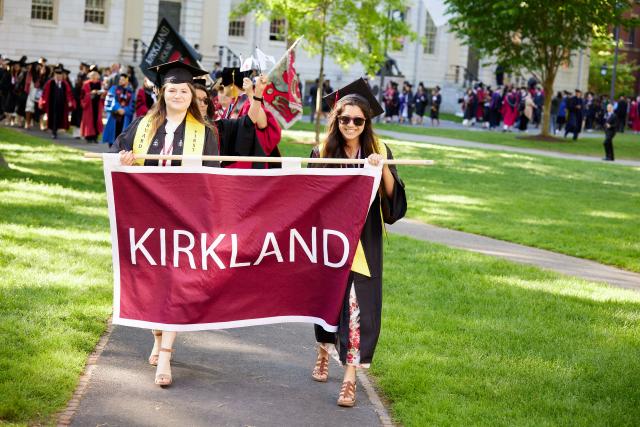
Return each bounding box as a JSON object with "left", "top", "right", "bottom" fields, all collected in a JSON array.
[{"left": 140, "top": 18, "right": 202, "bottom": 83}]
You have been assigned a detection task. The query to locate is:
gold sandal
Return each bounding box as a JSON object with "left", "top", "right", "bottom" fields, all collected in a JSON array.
[
  {"left": 154, "top": 348, "right": 174, "bottom": 387},
  {"left": 311, "top": 347, "right": 329, "bottom": 382},
  {"left": 148, "top": 330, "right": 163, "bottom": 366},
  {"left": 337, "top": 380, "right": 357, "bottom": 407}
]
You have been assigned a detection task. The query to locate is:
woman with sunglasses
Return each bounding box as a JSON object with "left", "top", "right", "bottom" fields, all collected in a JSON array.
[
  {"left": 309, "top": 78, "right": 407, "bottom": 407},
  {"left": 193, "top": 79, "right": 215, "bottom": 122}
]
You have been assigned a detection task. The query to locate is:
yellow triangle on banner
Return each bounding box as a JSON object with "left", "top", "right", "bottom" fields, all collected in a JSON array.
[{"left": 351, "top": 240, "right": 370, "bottom": 277}]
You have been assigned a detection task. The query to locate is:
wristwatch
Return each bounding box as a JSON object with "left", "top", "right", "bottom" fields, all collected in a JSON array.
[{"left": 253, "top": 95, "right": 264, "bottom": 102}]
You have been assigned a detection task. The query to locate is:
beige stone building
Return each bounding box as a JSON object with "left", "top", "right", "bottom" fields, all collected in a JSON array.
[{"left": 0, "top": 0, "right": 589, "bottom": 112}]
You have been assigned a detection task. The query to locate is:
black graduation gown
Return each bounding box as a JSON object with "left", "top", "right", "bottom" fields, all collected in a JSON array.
[
  {"left": 311, "top": 144, "right": 407, "bottom": 365},
  {"left": 111, "top": 115, "right": 266, "bottom": 168},
  {"left": 565, "top": 96, "right": 583, "bottom": 133},
  {"left": 49, "top": 81, "right": 67, "bottom": 131}
]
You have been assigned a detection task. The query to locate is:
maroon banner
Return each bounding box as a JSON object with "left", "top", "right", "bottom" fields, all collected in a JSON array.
[{"left": 104, "top": 162, "right": 380, "bottom": 331}]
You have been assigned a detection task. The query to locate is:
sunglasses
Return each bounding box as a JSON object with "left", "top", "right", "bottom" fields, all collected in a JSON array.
[{"left": 338, "top": 116, "right": 366, "bottom": 126}]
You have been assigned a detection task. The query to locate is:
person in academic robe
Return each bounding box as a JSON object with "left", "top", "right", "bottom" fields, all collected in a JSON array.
[
  {"left": 603, "top": 103, "right": 618, "bottom": 161},
  {"left": 564, "top": 89, "right": 584, "bottom": 141},
  {"left": 134, "top": 77, "right": 156, "bottom": 118},
  {"left": 628, "top": 96, "right": 640, "bottom": 133},
  {"left": 501, "top": 87, "right": 518, "bottom": 131},
  {"left": 615, "top": 95, "right": 628, "bottom": 133},
  {"left": 80, "top": 71, "right": 105, "bottom": 142},
  {"left": 309, "top": 78, "right": 407, "bottom": 408},
  {"left": 23, "top": 61, "right": 43, "bottom": 129},
  {"left": 71, "top": 62, "right": 90, "bottom": 137},
  {"left": 38, "top": 66, "right": 76, "bottom": 139},
  {"left": 217, "top": 67, "right": 282, "bottom": 169},
  {"left": 102, "top": 73, "right": 134, "bottom": 147},
  {"left": 430, "top": 85, "right": 442, "bottom": 126},
  {"left": 114, "top": 61, "right": 268, "bottom": 386}
]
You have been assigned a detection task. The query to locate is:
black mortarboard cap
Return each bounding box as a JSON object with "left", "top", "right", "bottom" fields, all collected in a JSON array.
[
  {"left": 323, "top": 77, "right": 384, "bottom": 117},
  {"left": 53, "top": 66, "right": 64, "bottom": 74},
  {"left": 80, "top": 62, "right": 89, "bottom": 67},
  {"left": 221, "top": 67, "right": 249, "bottom": 88},
  {"left": 148, "top": 60, "right": 208, "bottom": 87},
  {"left": 193, "top": 78, "right": 207, "bottom": 87}
]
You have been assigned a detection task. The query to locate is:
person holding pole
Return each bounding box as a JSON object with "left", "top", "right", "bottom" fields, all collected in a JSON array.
[
  {"left": 309, "top": 78, "right": 407, "bottom": 407},
  {"left": 113, "top": 59, "right": 267, "bottom": 386}
]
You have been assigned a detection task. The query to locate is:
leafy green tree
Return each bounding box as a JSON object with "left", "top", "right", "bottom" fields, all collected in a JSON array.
[
  {"left": 588, "top": 28, "right": 638, "bottom": 98},
  {"left": 233, "top": 0, "right": 414, "bottom": 142},
  {"left": 445, "top": 0, "right": 637, "bottom": 137}
]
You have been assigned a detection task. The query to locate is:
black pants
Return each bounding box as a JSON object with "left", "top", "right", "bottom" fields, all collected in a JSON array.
[{"left": 603, "top": 133, "right": 615, "bottom": 160}]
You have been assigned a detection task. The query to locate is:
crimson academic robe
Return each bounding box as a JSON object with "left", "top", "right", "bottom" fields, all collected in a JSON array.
[
  {"left": 311, "top": 144, "right": 407, "bottom": 365},
  {"left": 111, "top": 115, "right": 266, "bottom": 168},
  {"left": 501, "top": 93, "right": 519, "bottom": 126},
  {"left": 39, "top": 79, "right": 75, "bottom": 131},
  {"left": 223, "top": 100, "right": 282, "bottom": 169},
  {"left": 80, "top": 80, "right": 104, "bottom": 138}
]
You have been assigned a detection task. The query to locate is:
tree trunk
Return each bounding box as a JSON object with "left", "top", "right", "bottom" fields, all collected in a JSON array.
[
  {"left": 0, "top": 153, "right": 8, "bottom": 168},
  {"left": 314, "top": 3, "right": 329, "bottom": 144},
  {"left": 540, "top": 70, "right": 557, "bottom": 138}
]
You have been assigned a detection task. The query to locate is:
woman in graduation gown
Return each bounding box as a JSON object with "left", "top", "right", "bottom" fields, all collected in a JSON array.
[
  {"left": 309, "top": 78, "right": 407, "bottom": 407},
  {"left": 115, "top": 60, "right": 268, "bottom": 386}
]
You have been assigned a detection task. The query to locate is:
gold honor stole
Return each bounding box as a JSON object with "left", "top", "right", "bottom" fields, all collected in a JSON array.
[
  {"left": 320, "top": 139, "right": 387, "bottom": 278},
  {"left": 133, "top": 113, "right": 206, "bottom": 166}
]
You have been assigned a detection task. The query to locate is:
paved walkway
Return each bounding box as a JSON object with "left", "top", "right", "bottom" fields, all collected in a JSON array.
[
  {"left": 375, "top": 128, "right": 640, "bottom": 167},
  {"left": 389, "top": 219, "right": 640, "bottom": 291},
  {"left": 71, "top": 324, "right": 386, "bottom": 427}
]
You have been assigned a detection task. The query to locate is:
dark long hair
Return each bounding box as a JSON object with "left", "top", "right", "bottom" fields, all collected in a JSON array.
[
  {"left": 193, "top": 83, "right": 215, "bottom": 121},
  {"left": 320, "top": 94, "right": 380, "bottom": 160},
  {"left": 146, "top": 82, "right": 211, "bottom": 139}
]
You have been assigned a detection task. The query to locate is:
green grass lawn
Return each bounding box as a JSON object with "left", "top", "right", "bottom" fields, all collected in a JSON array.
[
  {"left": 290, "top": 119, "right": 640, "bottom": 160},
  {"left": 376, "top": 235, "right": 640, "bottom": 426},
  {"left": 279, "top": 136, "right": 640, "bottom": 273},
  {"left": 1, "top": 128, "right": 639, "bottom": 426},
  {"left": 0, "top": 129, "right": 112, "bottom": 425}
]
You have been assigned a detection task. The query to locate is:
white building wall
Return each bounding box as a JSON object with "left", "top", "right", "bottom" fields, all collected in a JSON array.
[{"left": 0, "top": 0, "right": 126, "bottom": 75}]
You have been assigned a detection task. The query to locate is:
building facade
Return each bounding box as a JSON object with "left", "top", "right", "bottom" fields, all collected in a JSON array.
[{"left": 0, "top": 0, "right": 590, "bottom": 113}]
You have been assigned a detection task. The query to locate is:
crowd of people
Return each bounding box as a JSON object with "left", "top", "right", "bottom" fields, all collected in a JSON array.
[
  {"left": 0, "top": 55, "right": 283, "bottom": 147},
  {"left": 457, "top": 80, "right": 640, "bottom": 140},
  {"left": 381, "top": 80, "right": 442, "bottom": 126}
]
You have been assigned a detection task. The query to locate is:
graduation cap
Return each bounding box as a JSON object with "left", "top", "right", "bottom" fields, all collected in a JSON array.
[
  {"left": 53, "top": 66, "right": 64, "bottom": 74},
  {"left": 323, "top": 77, "right": 384, "bottom": 117},
  {"left": 192, "top": 78, "right": 208, "bottom": 87},
  {"left": 148, "top": 60, "right": 208, "bottom": 87},
  {"left": 80, "top": 62, "right": 89, "bottom": 67},
  {"left": 221, "top": 67, "right": 249, "bottom": 89}
]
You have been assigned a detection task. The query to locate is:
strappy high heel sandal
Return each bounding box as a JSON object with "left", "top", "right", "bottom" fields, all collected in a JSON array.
[
  {"left": 154, "top": 348, "right": 174, "bottom": 387},
  {"left": 337, "top": 380, "right": 357, "bottom": 407},
  {"left": 148, "top": 330, "right": 163, "bottom": 366},
  {"left": 311, "top": 347, "right": 329, "bottom": 382}
]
